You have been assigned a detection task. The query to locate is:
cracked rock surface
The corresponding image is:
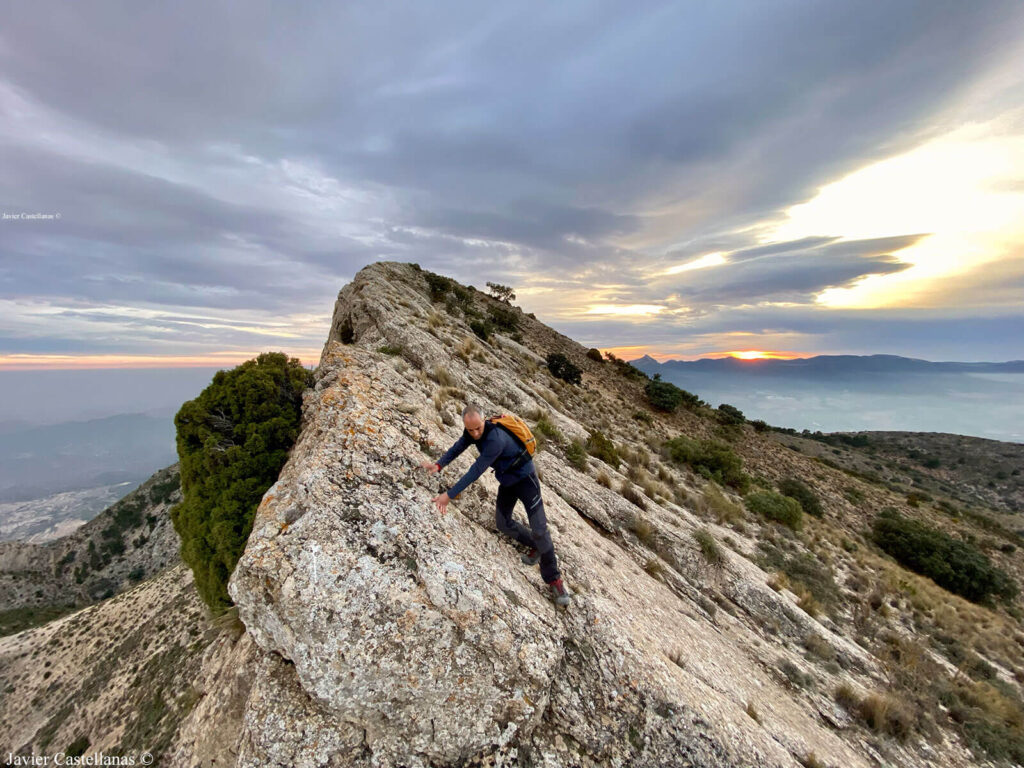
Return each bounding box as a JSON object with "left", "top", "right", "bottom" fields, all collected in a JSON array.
[{"left": 170, "top": 263, "right": 980, "bottom": 768}]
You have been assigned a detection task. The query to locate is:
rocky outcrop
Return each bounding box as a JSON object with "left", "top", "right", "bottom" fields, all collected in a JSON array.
[{"left": 169, "top": 263, "right": 988, "bottom": 767}]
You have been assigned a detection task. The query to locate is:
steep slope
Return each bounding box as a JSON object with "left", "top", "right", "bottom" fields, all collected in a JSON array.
[
  {"left": 0, "top": 563, "right": 210, "bottom": 757},
  {"left": 171, "top": 262, "right": 1015, "bottom": 767},
  {"left": 0, "top": 464, "right": 182, "bottom": 631},
  {"left": 0, "top": 460, "right": 226, "bottom": 761}
]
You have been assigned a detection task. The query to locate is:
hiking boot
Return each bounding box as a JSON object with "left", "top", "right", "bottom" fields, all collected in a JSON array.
[
  {"left": 548, "top": 578, "right": 571, "bottom": 607},
  {"left": 521, "top": 547, "right": 541, "bottom": 566}
]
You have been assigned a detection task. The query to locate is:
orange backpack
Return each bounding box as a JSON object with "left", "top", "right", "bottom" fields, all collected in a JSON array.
[{"left": 488, "top": 413, "right": 537, "bottom": 457}]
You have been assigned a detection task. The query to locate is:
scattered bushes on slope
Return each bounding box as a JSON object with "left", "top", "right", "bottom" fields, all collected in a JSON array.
[
  {"left": 664, "top": 436, "right": 750, "bottom": 492},
  {"left": 871, "top": 509, "right": 1017, "bottom": 604},
  {"left": 603, "top": 352, "right": 649, "bottom": 381},
  {"left": 172, "top": 352, "right": 313, "bottom": 614},
  {"left": 778, "top": 478, "right": 823, "bottom": 518},
  {"left": 487, "top": 304, "right": 520, "bottom": 336},
  {"left": 424, "top": 271, "right": 474, "bottom": 312}
]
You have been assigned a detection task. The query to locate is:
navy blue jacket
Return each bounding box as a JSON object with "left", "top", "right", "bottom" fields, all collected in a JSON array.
[{"left": 438, "top": 421, "right": 535, "bottom": 498}]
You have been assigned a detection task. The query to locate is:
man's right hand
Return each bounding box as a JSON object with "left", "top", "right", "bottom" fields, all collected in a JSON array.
[{"left": 419, "top": 460, "right": 440, "bottom": 474}]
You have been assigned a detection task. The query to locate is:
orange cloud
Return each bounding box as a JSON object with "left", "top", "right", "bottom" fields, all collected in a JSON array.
[{"left": 0, "top": 350, "right": 322, "bottom": 370}]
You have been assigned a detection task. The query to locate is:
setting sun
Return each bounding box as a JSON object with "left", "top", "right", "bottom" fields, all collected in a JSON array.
[{"left": 721, "top": 350, "right": 800, "bottom": 360}]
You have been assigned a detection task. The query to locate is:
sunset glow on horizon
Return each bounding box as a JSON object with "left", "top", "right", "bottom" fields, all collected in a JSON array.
[
  {"left": 598, "top": 347, "right": 806, "bottom": 362},
  {"left": 721, "top": 350, "right": 801, "bottom": 360},
  {"left": 0, "top": 351, "right": 322, "bottom": 371}
]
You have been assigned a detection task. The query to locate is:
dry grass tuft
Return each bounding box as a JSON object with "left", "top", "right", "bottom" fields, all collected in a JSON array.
[
  {"left": 630, "top": 514, "right": 655, "bottom": 545},
  {"left": 620, "top": 481, "right": 648, "bottom": 511},
  {"left": 704, "top": 483, "right": 744, "bottom": 525},
  {"left": 432, "top": 366, "right": 455, "bottom": 387},
  {"left": 745, "top": 701, "right": 761, "bottom": 723},
  {"left": 693, "top": 528, "right": 725, "bottom": 567}
]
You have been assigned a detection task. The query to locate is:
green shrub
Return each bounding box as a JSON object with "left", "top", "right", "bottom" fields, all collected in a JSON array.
[
  {"left": 469, "top": 319, "right": 493, "bottom": 341},
  {"left": 745, "top": 491, "right": 803, "bottom": 530},
  {"left": 534, "top": 414, "right": 562, "bottom": 442},
  {"left": 644, "top": 377, "right": 702, "bottom": 413},
  {"left": 717, "top": 403, "right": 746, "bottom": 425},
  {"left": 750, "top": 419, "right": 770, "bottom": 432},
  {"left": 664, "top": 436, "right": 749, "bottom": 492},
  {"left": 376, "top": 344, "right": 403, "bottom": 356},
  {"left": 486, "top": 304, "right": 519, "bottom": 335},
  {"left": 645, "top": 379, "right": 682, "bottom": 412},
  {"left": 632, "top": 410, "right": 653, "bottom": 424},
  {"left": 586, "top": 430, "right": 620, "bottom": 468},
  {"left": 546, "top": 353, "right": 582, "bottom": 385},
  {"left": 172, "top": 352, "right": 313, "bottom": 614},
  {"left": 778, "top": 478, "right": 823, "bottom": 518},
  {"left": 564, "top": 441, "right": 588, "bottom": 471},
  {"left": 871, "top": 510, "right": 1017, "bottom": 604},
  {"left": 586, "top": 348, "right": 604, "bottom": 362}
]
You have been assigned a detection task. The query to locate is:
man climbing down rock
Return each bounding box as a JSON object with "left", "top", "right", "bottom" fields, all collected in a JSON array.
[{"left": 420, "top": 404, "right": 571, "bottom": 607}]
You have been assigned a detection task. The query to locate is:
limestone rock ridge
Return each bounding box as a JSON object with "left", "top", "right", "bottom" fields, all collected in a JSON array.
[{"left": 170, "top": 262, "right": 944, "bottom": 768}]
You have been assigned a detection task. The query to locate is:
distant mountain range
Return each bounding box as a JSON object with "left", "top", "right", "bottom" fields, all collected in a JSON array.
[
  {"left": 630, "top": 353, "right": 1024, "bottom": 376},
  {"left": 628, "top": 353, "right": 1024, "bottom": 442}
]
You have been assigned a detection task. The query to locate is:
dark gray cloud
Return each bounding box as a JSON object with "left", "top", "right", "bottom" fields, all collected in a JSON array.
[
  {"left": 669, "top": 234, "right": 925, "bottom": 303},
  {"left": 1, "top": 1, "right": 1023, "bottom": 362}
]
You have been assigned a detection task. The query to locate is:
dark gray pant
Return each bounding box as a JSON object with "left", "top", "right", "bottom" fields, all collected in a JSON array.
[{"left": 495, "top": 470, "right": 561, "bottom": 583}]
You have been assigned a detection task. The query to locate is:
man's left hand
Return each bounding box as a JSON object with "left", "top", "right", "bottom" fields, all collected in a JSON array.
[{"left": 431, "top": 492, "right": 451, "bottom": 514}]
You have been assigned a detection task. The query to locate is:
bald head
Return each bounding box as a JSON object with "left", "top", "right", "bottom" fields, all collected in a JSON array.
[{"left": 463, "top": 405, "right": 485, "bottom": 440}]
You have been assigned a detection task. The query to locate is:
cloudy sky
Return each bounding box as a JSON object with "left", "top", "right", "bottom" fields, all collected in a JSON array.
[{"left": 3, "top": 1, "right": 1024, "bottom": 369}]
